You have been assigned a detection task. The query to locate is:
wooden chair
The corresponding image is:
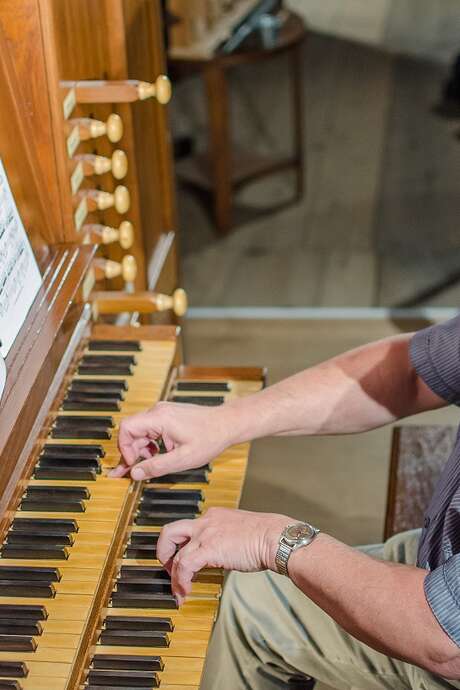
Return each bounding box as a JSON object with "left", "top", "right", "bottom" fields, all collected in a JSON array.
[
  {"left": 169, "top": 11, "right": 307, "bottom": 234},
  {"left": 384, "top": 425, "right": 456, "bottom": 540}
]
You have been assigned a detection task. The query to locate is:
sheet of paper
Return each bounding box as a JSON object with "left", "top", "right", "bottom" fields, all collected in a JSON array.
[{"left": 0, "top": 158, "right": 42, "bottom": 358}]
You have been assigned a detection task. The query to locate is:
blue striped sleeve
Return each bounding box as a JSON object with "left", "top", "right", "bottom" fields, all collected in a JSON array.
[
  {"left": 425, "top": 555, "right": 460, "bottom": 646},
  {"left": 410, "top": 316, "right": 460, "bottom": 405}
]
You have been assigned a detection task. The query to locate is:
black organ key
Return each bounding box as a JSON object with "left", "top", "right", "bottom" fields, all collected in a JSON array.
[
  {"left": 66, "top": 388, "right": 124, "bottom": 401},
  {"left": 0, "top": 566, "right": 61, "bottom": 581},
  {"left": 171, "top": 395, "right": 224, "bottom": 406},
  {"left": 85, "top": 687, "right": 150, "bottom": 690},
  {"left": 37, "top": 456, "right": 101, "bottom": 473},
  {"left": 19, "top": 498, "right": 86, "bottom": 513},
  {"left": 0, "top": 620, "right": 42, "bottom": 636},
  {"left": 151, "top": 469, "right": 209, "bottom": 484},
  {"left": 87, "top": 669, "right": 159, "bottom": 687},
  {"left": 78, "top": 365, "right": 133, "bottom": 376},
  {"left": 24, "top": 485, "right": 90, "bottom": 500},
  {"left": 0, "top": 544, "right": 69, "bottom": 560},
  {"left": 0, "top": 605, "right": 47, "bottom": 620},
  {"left": 128, "top": 533, "right": 159, "bottom": 545},
  {"left": 110, "top": 592, "right": 177, "bottom": 609},
  {"left": 138, "top": 498, "right": 201, "bottom": 513},
  {"left": 10, "top": 518, "right": 78, "bottom": 533},
  {"left": 51, "top": 428, "right": 111, "bottom": 441},
  {"left": 5, "top": 532, "right": 74, "bottom": 546},
  {"left": 92, "top": 654, "right": 163, "bottom": 671},
  {"left": 34, "top": 466, "right": 97, "bottom": 481},
  {"left": 42, "top": 443, "right": 105, "bottom": 457},
  {"left": 99, "top": 629, "right": 170, "bottom": 647},
  {"left": 125, "top": 544, "right": 157, "bottom": 559},
  {"left": 54, "top": 415, "right": 114, "bottom": 428},
  {"left": 0, "top": 580, "right": 56, "bottom": 598},
  {"left": 105, "top": 616, "right": 173, "bottom": 632},
  {"left": 115, "top": 580, "right": 172, "bottom": 595},
  {"left": 120, "top": 566, "right": 168, "bottom": 580},
  {"left": 62, "top": 397, "right": 121, "bottom": 412},
  {"left": 175, "top": 381, "right": 230, "bottom": 392},
  {"left": 0, "top": 661, "right": 28, "bottom": 677},
  {"left": 0, "top": 680, "right": 23, "bottom": 690},
  {"left": 71, "top": 379, "right": 127, "bottom": 393},
  {"left": 82, "top": 355, "right": 136, "bottom": 366},
  {"left": 135, "top": 512, "right": 197, "bottom": 526},
  {"left": 0, "top": 636, "right": 36, "bottom": 652},
  {"left": 88, "top": 340, "right": 142, "bottom": 352},
  {"left": 141, "top": 488, "right": 203, "bottom": 502},
  {"left": 78, "top": 356, "right": 136, "bottom": 377}
]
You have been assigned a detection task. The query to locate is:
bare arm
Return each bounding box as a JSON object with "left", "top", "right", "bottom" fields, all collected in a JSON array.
[
  {"left": 220, "top": 332, "right": 445, "bottom": 441},
  {"left": 157, "top": 509, "right": 460, "bottom": 679},
  {"left": 113, "top": 332, "right": 446, "bottom": 480}
]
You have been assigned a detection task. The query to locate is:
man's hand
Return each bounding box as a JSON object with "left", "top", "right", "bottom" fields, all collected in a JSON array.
[
  {"left": 111, "top": 402, "right": 234, "bottom": 480},
  {"left": 157, "top": 507, "right": 291, "bottom": 604}
]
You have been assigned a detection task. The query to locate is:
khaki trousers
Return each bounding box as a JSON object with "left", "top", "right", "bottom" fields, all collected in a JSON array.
[{"left": 200, "top": 530, "right": 460, "bottom": 690}]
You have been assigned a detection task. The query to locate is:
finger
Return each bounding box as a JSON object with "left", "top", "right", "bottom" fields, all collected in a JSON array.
[
  {"left": 172, "top": 543, "right": 210, "bottom": 602},
  {"left": 130, "top": 446, "right": 187, "bottom": 481},
  {"left": 108, "top": 462, "right": 131, "bottom": 478},
  {"left": 110, "top": 439, "right": 159, "bottom": 478},
  {"left": 117, "top": 412, "right": 162, "bottom": 464},
  {"left": 157, "top": 519, "right": 196, "bottom": 565}
]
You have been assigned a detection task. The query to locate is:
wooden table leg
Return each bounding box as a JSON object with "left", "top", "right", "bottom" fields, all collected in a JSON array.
[
  {"left": 204, "top": 63, "right": 232, "bottom": 234},
  {"left": 290, "top": 42, "right": 306, "bottom": 202}
]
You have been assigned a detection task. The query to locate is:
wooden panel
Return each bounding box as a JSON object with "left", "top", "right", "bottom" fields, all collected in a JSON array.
[
  {"left": 0, "top": 11, "right": 53, "bottom": 265},
  {"left": 0, "top": 0, "right": 65, "bottom": 244},
  {"left": 121, "top": 0, "right": 179, "bottom": 290},
  {"left": 384, "top": 425, "right": 456, "bottom": 539}
]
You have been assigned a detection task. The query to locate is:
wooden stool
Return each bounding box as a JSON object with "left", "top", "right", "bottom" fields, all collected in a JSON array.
[{"left": 169, "top": 11, "right": 307, "bottom": 235}]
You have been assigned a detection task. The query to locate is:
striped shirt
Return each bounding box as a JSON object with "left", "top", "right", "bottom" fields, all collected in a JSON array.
[{"left": 410, "top": 316, "right": 460, "bottom": 646}]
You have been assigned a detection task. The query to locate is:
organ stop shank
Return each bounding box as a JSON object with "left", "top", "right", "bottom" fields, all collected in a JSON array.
[{"left": 0, "top": 1, "right": 265, "bottom": 689}]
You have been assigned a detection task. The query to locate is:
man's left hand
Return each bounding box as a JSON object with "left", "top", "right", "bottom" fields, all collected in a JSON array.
[{"left": 157, "top": 507, "right": 291, "bottom": 603}]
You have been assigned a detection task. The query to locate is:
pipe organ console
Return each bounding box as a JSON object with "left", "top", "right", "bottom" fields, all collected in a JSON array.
[{"left": 0, "top": 1, "right": 265, "bottom": 687}]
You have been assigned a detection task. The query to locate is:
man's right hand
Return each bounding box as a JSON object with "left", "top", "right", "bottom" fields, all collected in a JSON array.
[{"left": 110, "top": 401, "right": 233, "bottom": 481}]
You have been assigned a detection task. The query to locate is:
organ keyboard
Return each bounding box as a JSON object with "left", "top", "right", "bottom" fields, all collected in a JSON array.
[{"left": 0, "top": 322, "right": 265, "bottom": 689}]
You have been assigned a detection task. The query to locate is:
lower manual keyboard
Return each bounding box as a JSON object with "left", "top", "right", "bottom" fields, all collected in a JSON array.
[{"left": 0, "top": 326, "right": 264, "bottom": 690}]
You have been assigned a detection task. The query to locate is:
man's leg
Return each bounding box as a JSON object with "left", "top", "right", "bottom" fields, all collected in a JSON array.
[{"left": 200, "top": 532, "right": 422, "bottom": 690}]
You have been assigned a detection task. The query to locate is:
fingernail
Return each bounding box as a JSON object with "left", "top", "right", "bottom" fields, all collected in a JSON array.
[{"left": 131, "top": 466, "right": 146, "bottom": 481}]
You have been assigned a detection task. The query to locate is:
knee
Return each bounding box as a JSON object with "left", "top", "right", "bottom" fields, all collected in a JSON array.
[{"left": 383, "top": 529, "right": 422, "bottom": 565}]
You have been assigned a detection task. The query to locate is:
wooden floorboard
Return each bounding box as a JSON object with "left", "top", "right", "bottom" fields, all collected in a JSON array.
[{"left": 176, "top": 32, "right": 460, "bottom": 308}]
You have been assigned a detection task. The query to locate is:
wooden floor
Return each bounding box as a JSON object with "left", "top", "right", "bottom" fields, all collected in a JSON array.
[{"left": 173, "top": 32, "right": 460, "bottom": 308}]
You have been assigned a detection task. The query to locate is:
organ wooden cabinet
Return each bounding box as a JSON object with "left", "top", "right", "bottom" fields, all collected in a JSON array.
[
  {"left": 1, "top": 0, "right": 180, "bottom": 302},
  {"left": 0, "top": 1, "right": 266, "bottom": 688}
]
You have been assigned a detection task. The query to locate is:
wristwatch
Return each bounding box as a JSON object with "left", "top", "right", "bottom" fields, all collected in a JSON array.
[{"left": 275, "top": 522, "right": 320, "bottom": 576}]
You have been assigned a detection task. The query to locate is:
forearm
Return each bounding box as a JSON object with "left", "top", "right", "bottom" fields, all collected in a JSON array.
[
  {"left": 219, "top": 333, "right": 445, "bottom": 445},
  {"left": 288, "top": 534, "right": 460, "bottom": 677}
]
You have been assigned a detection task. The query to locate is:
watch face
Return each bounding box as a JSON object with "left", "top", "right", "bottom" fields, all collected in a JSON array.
[{"left": 285, "top": 523, "right": 314, "bottom": 542}]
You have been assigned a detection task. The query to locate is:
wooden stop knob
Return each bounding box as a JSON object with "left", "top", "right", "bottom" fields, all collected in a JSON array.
[
  {"left": 93, "top": 254, "right": 137, "bottom": 281},
  {"left": 85, "top": 221, "right": 135, "bottom": 249},
  {"left": 118, "top": 221, "right": 134, "bottom": 249},
  {"left": 154, "top": 288, "right": 188, "bottom": 316},
  {"left": 106, "top": 113, "right": 123, "bottom": 143},
  {"left": 138, "top": 75, "right": 172, "bottom": 104},
  {"left": 121, "top": 254, "right": 137, "bottom": 282},
  {"left": 91, "top": 287, "right": 188, "bottom": 316},
  {"left": 111, "top": 150, "right": 128, "bottom": 179},
  {"left": 113, "top": 185, "right": 130, "bottom": 214}
]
